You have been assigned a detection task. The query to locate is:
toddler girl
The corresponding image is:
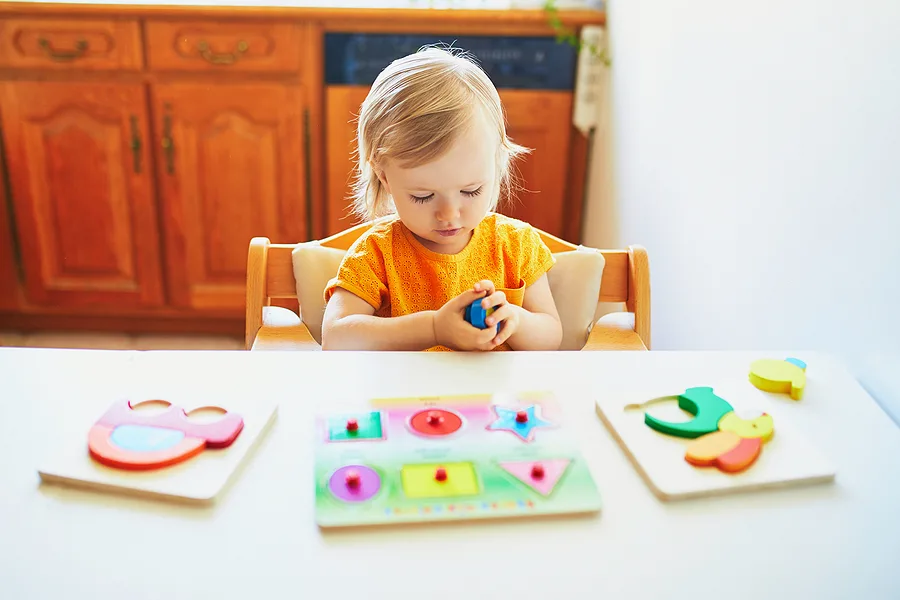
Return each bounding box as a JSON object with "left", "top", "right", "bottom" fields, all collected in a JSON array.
[{"left": 322, "top": 47, "right": 562, "bottom": 352}]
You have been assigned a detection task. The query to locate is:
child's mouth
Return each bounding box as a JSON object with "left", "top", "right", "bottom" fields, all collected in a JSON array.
[{"left": 436, "top": 228, "right": 461, "bottom": 237}]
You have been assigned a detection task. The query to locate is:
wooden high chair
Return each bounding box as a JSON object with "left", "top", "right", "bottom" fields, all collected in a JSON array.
[{"left": 245, "top": 222, "right": 651, "bottom": 351}]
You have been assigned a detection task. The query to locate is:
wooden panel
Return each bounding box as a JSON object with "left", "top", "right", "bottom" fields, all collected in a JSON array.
[
  {"left": 145, "top": 21, "right": 303, "bottom": 73},
  {"left": 563, "top": 127, "right": 590, "bottom": 245},
  {"left": 0, "top": 312, "right": 243, "bottom": 337},
  {"left": 0, "top": 4, "right": 604, "bottom": 31},
  {"left": 0, "top": 18, "right": 142, "bottom": 70},
  {"left": 0, "top": 157, "right": 22, "bottom": 311},
  {"left": 0, "top": 81, "right": 165, "bottom": 309},
  {"left": 499, "top": 89, "right": 573, "bottom": 238},
  {"left": 152, "top": 82, "right": 308, "bottom": 312},
  {"left": 324, "top": 85, "right": 369, "bottom": 237}
]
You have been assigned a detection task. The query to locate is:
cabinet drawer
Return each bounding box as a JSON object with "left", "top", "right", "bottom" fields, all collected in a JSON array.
[
  {"left": 0, "top": 19, "right": 142, "bottom": 70},
  {"left": 145, "top": 21, "right": 302, "bottom": 72}
]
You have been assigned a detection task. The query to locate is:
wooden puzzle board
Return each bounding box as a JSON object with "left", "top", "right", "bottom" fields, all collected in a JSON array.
[
  {"left": 37, "top": 396, "right": 278, "bottom": 504},
  {"left": 314, "top": 391, "right": 602, "bottom": 528},
  {"left": 595, "top": 376, "right": 836, "bottom": 501}
]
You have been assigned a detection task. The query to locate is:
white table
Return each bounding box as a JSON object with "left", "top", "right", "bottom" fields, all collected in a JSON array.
[{"left": 2, "top": 348, "right": 899, "bottom": 600}]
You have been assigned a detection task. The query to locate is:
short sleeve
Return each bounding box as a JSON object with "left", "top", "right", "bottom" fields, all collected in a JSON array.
[
  {"left": 518, "top": 225, "right": 556, "bottom": 287},
  {"left": 323, "top": 234, "right": 389, "bottom": 310}
]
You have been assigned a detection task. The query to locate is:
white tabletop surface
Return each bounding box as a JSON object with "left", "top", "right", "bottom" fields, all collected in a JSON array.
[{"left": 1, "top": 347, "right": 899, "bottom": 600}]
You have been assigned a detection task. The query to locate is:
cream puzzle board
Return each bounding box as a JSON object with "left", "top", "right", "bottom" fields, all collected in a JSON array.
[{"left": 595, "top": 375, "right": 836, "bottom": 501}]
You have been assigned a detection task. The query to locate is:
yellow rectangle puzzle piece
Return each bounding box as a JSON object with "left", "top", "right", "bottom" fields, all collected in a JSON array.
[{"left": 401, "top": 462, "right": 479, "bottom": 498}]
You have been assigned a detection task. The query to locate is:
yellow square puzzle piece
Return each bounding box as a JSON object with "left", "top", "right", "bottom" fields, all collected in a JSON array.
[{"left": 401, "top": 462, "right": 479, "bottom": 498}]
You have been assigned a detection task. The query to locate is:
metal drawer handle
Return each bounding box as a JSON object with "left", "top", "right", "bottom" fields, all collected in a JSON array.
[
  {"left": 161, "top": 104, "right": 175, "bottom": 175},
  {"left": 197, "top": 40, "right": 248, "bottom": 65},
  {"left": 129, "top": 115, "right": 142, "bottom": 174},
  {"left": 38, "top": 38, "right": 89, "bottom": 61}
]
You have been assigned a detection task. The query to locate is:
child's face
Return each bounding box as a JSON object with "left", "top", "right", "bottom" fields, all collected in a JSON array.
[{"left": 377, "top": 109, "right": 497, "bottom": 254}]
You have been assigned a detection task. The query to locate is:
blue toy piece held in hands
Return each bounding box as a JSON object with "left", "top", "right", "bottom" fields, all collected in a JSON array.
[{"left": 465, "top": 299, "right": 495, "bottom": 329}]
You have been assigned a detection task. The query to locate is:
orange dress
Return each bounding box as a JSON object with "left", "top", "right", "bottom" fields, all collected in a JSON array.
[{"left": 323, "top": 212, "right": 555, "bottom": 351}]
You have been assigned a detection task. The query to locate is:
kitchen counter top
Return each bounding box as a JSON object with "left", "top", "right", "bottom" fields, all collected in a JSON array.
[
  {"left": 0, "top": 0, "right": 606, "bottom": 25},
  {"left": 6, "top": 0, "right": 602, "bottom": 6}
]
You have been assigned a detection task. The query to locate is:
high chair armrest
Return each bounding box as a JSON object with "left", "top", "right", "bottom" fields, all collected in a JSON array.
[
  {"left": 582, "top": 312, "right": 648, "bottom": 351},
  {"left": 250, "top": 306, "right": 321, "bottom": 351}
]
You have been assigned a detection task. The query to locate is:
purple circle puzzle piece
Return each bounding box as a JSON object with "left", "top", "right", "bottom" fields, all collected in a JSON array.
[{"left": 328, "top": 465, "right": 381, "bottom": 503}]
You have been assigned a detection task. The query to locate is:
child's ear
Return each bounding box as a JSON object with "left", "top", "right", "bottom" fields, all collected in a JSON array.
[{"left": 375, "top": 166, "right": 391, "bottom": 197}]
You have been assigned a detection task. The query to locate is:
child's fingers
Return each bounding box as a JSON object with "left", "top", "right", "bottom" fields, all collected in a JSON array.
[
  {"left": 491, "top": 320, "right": 515, "bottom": 347},
  {"left": 481, "top": 290, "right": 507, "bottom": 310},
  {"left": 472, "top": 280, "right": 495, "bottom": 296},
  {"left": 484, "top": 304, "right": 512, "bottom": 327},
  {"left": 450, "top": 288, "right": 487, "bottom": 310},
  {"left": 474, "top": 325, "right": 499, "bottom": 349}
]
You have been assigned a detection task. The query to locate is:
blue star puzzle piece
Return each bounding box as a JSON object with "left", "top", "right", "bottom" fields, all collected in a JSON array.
[{"left": 486, "top": 405, "right": 553, "bottom": 442}]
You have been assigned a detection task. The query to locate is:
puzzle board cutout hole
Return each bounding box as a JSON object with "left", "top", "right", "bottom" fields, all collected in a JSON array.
[
  {"left": 130, "top": 399, "right": 172, "bottom": 415},
  {"left": 183, "top": 406, "right": 229, "bottom": 424}
]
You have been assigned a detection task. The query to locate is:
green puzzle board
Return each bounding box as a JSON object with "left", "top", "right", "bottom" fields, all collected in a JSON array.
[{"left": 314, "top": 391, "right": 602, "bottom": 528}]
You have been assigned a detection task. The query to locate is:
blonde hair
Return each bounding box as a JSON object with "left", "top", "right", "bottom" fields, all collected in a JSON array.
[{"left": 350, "top": 46, "right": 530, "bottom": 222}]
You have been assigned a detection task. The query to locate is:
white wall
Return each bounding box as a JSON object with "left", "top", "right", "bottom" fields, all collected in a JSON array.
[{"left": 583, "top": 0, "right": 900, "bottom": 369}]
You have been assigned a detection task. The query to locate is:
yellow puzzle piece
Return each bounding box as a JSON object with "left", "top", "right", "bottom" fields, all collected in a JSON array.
[
  {"left": 749, "top": 358, "right": 807, "bottom": 400},
  {"left": 718, "top": 411, "right": 775, "bottom": 440},
  {"left": 401, "top": 462, "right": 480, "bottom": 499}
]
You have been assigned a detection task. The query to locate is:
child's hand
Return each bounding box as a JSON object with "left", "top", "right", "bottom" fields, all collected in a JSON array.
[
  {"left": 473, "top": 280, "right": 521, "bottom": 347},
  {"left": 433, "top": 288, "right": 499, "bottom": 351}
]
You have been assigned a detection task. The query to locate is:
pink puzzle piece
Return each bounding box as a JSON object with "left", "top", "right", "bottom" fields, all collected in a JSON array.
[{"left": 498, "top": 459, "right": 571, "bottom": 496}]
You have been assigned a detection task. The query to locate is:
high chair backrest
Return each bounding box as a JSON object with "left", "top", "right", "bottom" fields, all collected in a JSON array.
[{"left": 245, "top": 221, "right": 650, "bottom": 351}]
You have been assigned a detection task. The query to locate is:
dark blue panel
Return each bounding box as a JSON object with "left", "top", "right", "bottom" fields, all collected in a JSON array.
[{"left": 325, "top": 33, "right": 576, "bottom": 90}]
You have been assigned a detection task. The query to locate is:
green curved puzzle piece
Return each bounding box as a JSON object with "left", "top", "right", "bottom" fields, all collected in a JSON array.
[{"left": 644, "top": 386, "right": 734, "bottom": 439}]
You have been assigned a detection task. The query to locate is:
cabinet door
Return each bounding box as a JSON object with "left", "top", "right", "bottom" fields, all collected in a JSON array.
[
  {"left": 324, "top": 85, "right": 370, "bottom": 237},
  {"left": 324, "top": 86, "right": 573, "bottom": 239},
  {"left": 0, "top": 82, "right": 164, "bottom": 309},
  {"left": 152, "top": 83, "right": 308, "bottom": 312},
  {"left": 498, "top": 90, "right": 573, "bottom": 238},
  {"left": 0, "top": 163, "right": 22, "bottom": 311}
]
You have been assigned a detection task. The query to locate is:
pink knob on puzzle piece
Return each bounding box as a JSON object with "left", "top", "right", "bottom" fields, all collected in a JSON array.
[
  {"left": 346, "top": 418, "right": 358, "bottom": 432},
  {"left": 345, "top": 470, "right": 361, "bottom": 488},
  {"left": 435, "top": 467, "right": 447, "bottom": 482},
  {"left": 516, "top": 410, "right": 529, "bottom": 423},
  {"left": 531, "top": 463, "right": 545, "bottom": 479},
  {"left": 427, "top": 411, "right": 444, "bottom": 425}
]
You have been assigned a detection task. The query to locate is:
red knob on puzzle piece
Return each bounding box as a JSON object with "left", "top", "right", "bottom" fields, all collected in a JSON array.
[
  {"left": 435, "top": 467, "right": 448, "bottom": 482},
  {"left": 426, "top": 411, "right": 444, "bottom": 426},
  {"left": 345, "top": 470, "right": 361, "bottom": 488},
  {"left": 346, "top": 418, "right": 359, "bottom": 432},
  {"left": 531, "top": 463, "right": 545, "bottom": 479},
  {"left": 516, "top": 410, "right": 529, "bottom": 423}
]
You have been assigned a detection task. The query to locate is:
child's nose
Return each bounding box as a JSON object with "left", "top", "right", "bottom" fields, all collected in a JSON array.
[{"left": 435, "top": 199, "right": 460, "bottom": 223}]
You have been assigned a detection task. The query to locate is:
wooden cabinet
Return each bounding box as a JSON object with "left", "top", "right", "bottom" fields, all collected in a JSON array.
[
  {"left": 496, "top": 89, "right": 574, "bottom": 237},
  {"left": 143, "top": 21, "right": 304, "bottom": 73},
  {"left": 324, "top": 88, "right": 576, "bottom": 239},
  {"left": 0, "top": 3, "right": 603, "bottom": 334},
  {"left": 324, "top": 85, "right": 369, "bottom": 236},
  {"left": 0, "top": 18, "right": 143, "bottom": 71},
  {"left": 0, "top": 81, "right": 164, "bottom": 310},
  {"left": 0, "top": 159, "right": 21, "bottom": 311},
  {"left": 151, "top": 83, "right": 310, "bottom": 313}
]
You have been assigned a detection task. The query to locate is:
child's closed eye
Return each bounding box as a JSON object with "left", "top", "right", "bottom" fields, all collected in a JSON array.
[{"left": 409, "top": 186, "right": 483, "bottom": 204}]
